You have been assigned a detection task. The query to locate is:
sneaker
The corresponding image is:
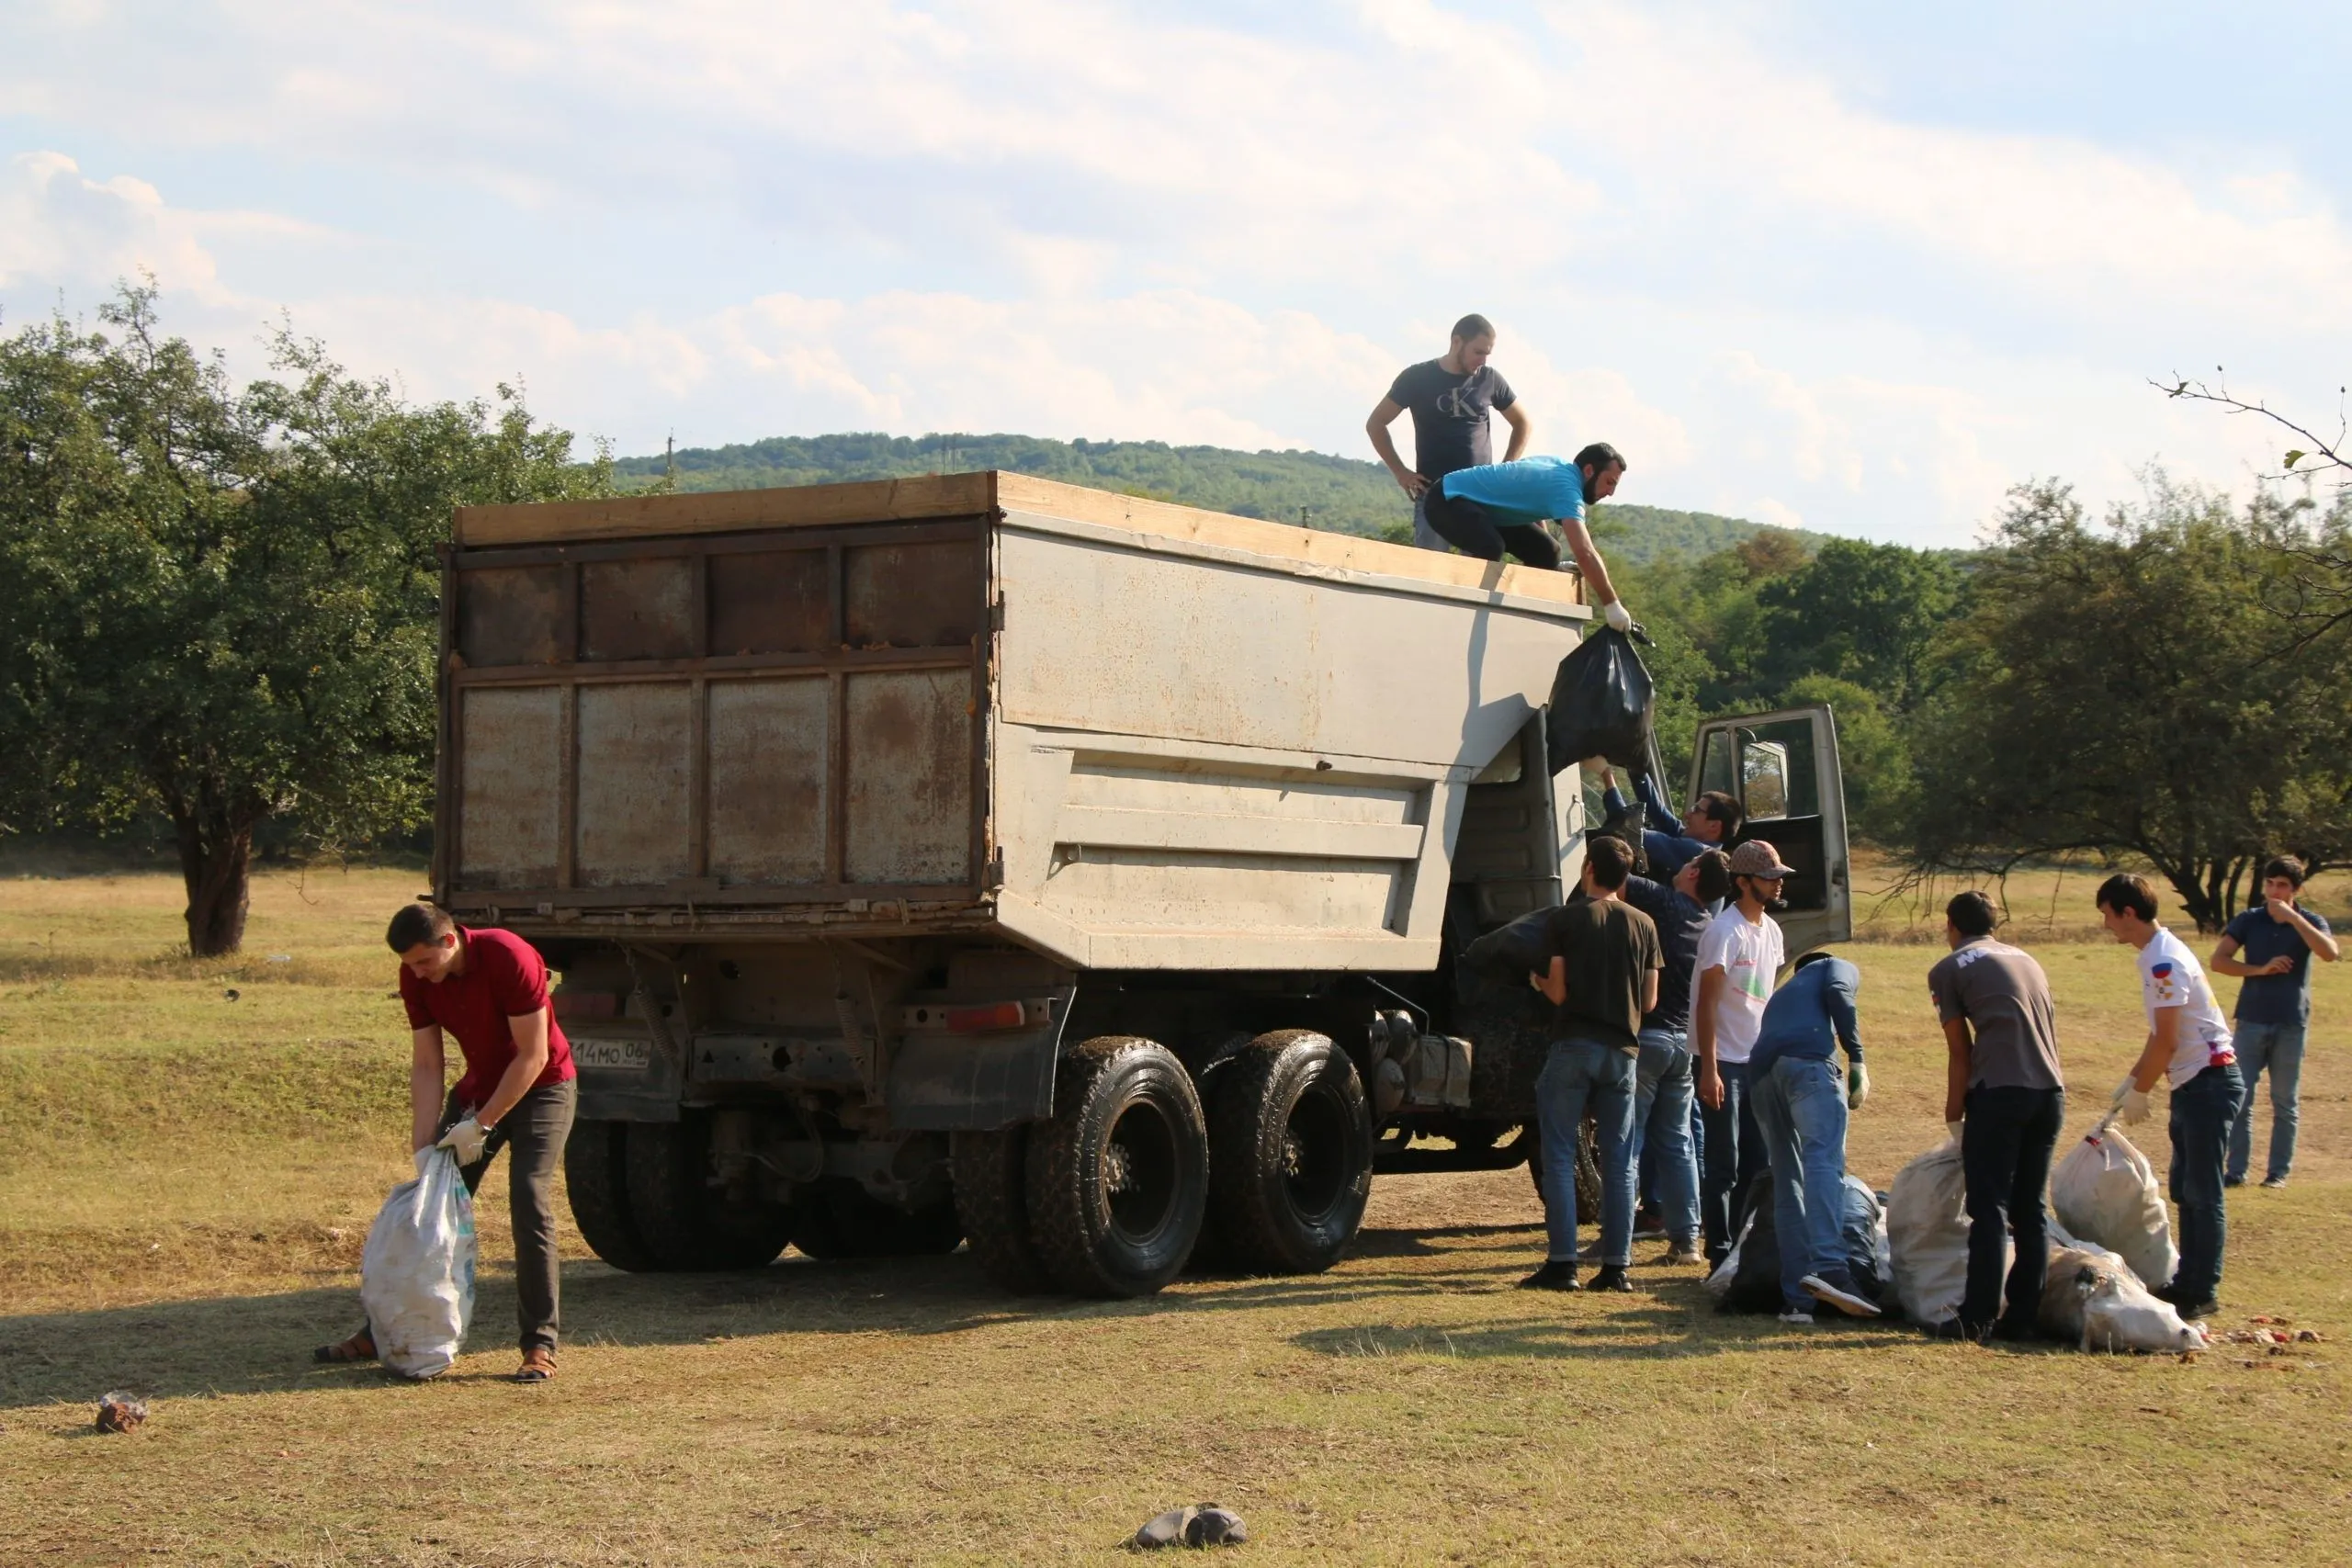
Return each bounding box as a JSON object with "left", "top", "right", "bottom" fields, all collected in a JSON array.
[
  {"left": 1518, "top": 1260, "right": 1581, "bottom": 1292},
  {"left": 2150, "top": 1282, "right": 2221, "bottom": 1319},
  {"left": 1662, "top": 1240, "right": 1705, "bottom": 1267},
  {"left": 2223, "top": 1175, "right": 2246, "bottom": 1189},
  {"left": 1588, "top": 1264, "right": 1634, "bottom": 1292},
  {"left": 2260, "top": 1175, "right": 2288, "bottom": 1190},
  {"left": 1802, "top": 1272, "right": 1883, "bottom": 1318},
  {"left": 1925, "top": 1317, "right": 1981, "bottom": 1342},
  {"left": 1631, "top": 1207, "right": 1667, "bottom": 1240},
  {"left": 1778, "top": 1309, "right": 1815, "bottom": 1326}
]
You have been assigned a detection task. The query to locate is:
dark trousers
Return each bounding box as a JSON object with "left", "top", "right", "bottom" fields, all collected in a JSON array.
[
  {"left": 444, "top": 1079, "right": 577, "bottom": 1353},
  {"left": 1699, "top": 1060, "right": 1766, "bottom": 1259},
  {"left": 1423, "top": 491, "right": 1562, "bottom": 569},
  {"left": 2169, "top": 1063, "right": 2244, "bottom": 1303},
  {"left": 1959, "top": 1084, "right": 2065, "bottom": 1331}
]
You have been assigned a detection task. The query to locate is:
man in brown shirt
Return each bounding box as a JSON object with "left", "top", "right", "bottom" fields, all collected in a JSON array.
[
  {"left": 1521, "top": 835, "right": 1663, "bottom": 1292},
  {"left": 1927, "top": 890, "right": 2065, "bottom": 1341}
]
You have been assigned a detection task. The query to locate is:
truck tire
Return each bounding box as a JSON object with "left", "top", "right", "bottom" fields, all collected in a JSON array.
[
  {"left": 952, "top": 1128, "right": 1054, "bottom": 1292},
  {"left": 791, "top": 1179, "right": 965, "bottom": 1260},
  {"left": 1206, "top": 1031, "right": 1373, "bottom": 1275},
  {"left": 1024, "top": 1036, "right": 1208, "bottom": 1298},
  {"left": 563, "top": 1118, "right": 662, "bottom": 1273},
  {"left": 1525, "top": 1117, "right": 1605, "bottom": 1225},
  {"left": 624, "top": 1118, "right": 794, "bottom": 1271}
]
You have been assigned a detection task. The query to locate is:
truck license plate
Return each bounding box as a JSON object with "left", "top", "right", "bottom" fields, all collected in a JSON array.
[{"left": 573, "top": 1038, "right": 651, "bottom": 1072}]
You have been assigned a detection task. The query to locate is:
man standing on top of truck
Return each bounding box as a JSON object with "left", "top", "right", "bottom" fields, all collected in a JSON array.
[
  {"left": 2099, "top": 873, "right": 2243, "bottom": 1319},
  {"left": 1366, "top": 313, "right": 1532, "bottom": 550},
  {"left": 1692, "top": 840, "right": 1792, "bottom": 1266},
  {"left": 314, "top": 903, "right": 578, "bottom": 1382},
  {"left": 1424, "top": 445, "right": 1637, "bottom": 634},
  {"left": 1521, "top": 834, "right": 1662, "bottom": 1293},
  {"left": 1600, "top": 764, "right": 1746, "bottom": 881}
]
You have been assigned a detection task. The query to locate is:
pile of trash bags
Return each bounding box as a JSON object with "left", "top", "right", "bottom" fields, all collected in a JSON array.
[
  {"left": 358, "top": 1145, "right": 478, "bottom": 1379},
  {"left": 1883, "top": 1120, "right": 2207, "bottom": 1353}
]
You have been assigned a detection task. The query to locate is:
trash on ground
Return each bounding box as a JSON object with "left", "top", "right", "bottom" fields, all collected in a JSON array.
[
  {"left": 2052, "top": 1119, "right": 2176, "bottom": 1292},
  {"left": 358, "top": 1145, "right": 477, "bottom": 1380},
  {"left": 95, "top": 1392, "right": 147, "bottom": 1433},
  {"left": 1132, "top": 1503, "right": 1248, "bottom": 1550}
]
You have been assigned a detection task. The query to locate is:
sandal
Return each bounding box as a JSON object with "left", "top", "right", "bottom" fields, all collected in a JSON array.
[
  {"left": 313, "top": 1328, "right": 377, "bottom": 1364},
  {"left": 514, "top": 1347, "right": 557, "bottom": 1382}
]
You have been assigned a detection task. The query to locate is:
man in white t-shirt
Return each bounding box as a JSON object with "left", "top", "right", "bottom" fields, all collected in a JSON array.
[
  {"left": 2098, "top": 872, "right": 2244, "bottom": 1318},
  {"left": 1691, "top": 840, "right": 1792, "bottom": 1265}
]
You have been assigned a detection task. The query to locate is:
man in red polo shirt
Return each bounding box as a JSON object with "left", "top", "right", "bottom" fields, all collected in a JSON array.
[{"left": 315, "top": 903, "right": 577, "bottom": 1382}]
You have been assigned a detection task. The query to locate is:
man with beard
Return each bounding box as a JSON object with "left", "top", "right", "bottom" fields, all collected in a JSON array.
[{"left": 1423, "top": 443, "right": 1636, "bottom": 634}]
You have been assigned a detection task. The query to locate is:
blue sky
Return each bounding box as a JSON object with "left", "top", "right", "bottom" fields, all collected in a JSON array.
[{"left": 5, "top": 0, "right": 2346, "bottom": 546}]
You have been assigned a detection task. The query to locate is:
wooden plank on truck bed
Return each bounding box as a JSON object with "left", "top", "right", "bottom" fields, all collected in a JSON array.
[{"left": 456, "top": 469, "right": 1585, "bottom": 609}]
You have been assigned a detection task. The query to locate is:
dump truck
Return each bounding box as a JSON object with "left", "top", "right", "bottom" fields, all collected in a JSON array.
[{"left": 433, "top": 471, "right": 1849, "bottom": 1296}]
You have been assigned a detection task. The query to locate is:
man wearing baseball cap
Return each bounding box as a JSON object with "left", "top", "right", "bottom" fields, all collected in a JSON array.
[{"left": 1691, "top": 839, "right": 1793, "bottom": 1264}]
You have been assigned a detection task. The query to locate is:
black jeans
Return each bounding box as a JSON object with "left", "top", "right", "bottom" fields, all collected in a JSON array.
[
  {"left": 1423, "top": 491, "right": 1561, "bottom": 569},
  {"left": 440, "top": 1079, "right": 577, "bottom": 1353},
  {"left": 1960, "top": 1084, "right": 2065, "bottom": 1332},
  {"left": 1699, "top": 1060, "right": 1766, "bottom": 1260},
  {"left": 2169, "top": 1063, "right": 2245, "bottom": 1303}
]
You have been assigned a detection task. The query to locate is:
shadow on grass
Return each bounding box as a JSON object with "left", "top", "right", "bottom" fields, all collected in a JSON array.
[
  {"left": 0, "top": 1217, "right": 1720, "bottom": 1407},
  {"left": 1292, "top": 1304, "right": 1923, "bottom": 1363}
]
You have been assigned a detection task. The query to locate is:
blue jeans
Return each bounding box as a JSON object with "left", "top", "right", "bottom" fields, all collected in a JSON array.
[
  {"left": 1747, "top": 1056, "right": 1850, "bottom": 1313},
  {"left": 1629, "top": 1028, "right": 1701, "bottom": 1246},
  {"left": 1700, "top": 1060, "right": 1766, "bottom": 1258},
  {"left": 1535, "top": 1038, "right": 1638, "bottom": 1266},
  {"left": 2169, "top": 1062, "right": 2245, "bottom": 1303},
  {"left": 2227, "top": 1021, "right": 2305, "bottom": 1182}
]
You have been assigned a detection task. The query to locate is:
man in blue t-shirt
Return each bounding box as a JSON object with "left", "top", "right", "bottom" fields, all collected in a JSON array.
[
  {"left": 1617, "top": 846, "right": 1733, "bottom": 1265},
  {"left": 1425, "top": 443, "right": 1636, "bottom": 634},
  {"left": 2210, "top": 855, "right": 2338, "bottom": 1187}
]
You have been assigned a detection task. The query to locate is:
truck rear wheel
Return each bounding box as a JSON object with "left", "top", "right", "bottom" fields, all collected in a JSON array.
[
  {"left": 952, "top": 1128, "right": 1054, "bottom": 1292},
  {"left": 1025, "top": 1036, "right": 1208, "bottom": 1298},
  {"left": 1206, "top": 1031, "right": 1373, "bottom": 1275},
  {"left": 625, "top": 1118, "right": 794, "bottom": 1271},
  {"left": 563, "top": 1118, "right": 662, "bottom": 1272}
]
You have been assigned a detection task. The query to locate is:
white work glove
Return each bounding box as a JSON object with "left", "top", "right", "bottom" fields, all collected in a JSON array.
[
  {"left": 1847, "top": 1060, "right": 1870, "bottom": 1111},
  {"left": 436, "top": 1115, "right": 490, "bottom": 1165},
  {"left": 1946, "top": 1120, "right": 1965, "bottom": 1145},
  {"left": 2110, "top": 1077, "right": 2152, "bottom": 1127},
  {"left": 1601, "top": 599, "right": 1634, "bottom": 634}
]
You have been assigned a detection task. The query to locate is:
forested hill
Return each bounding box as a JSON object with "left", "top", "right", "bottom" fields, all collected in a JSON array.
[{"left": 610, "top": 431, "right": 1828, "bottom": 566}]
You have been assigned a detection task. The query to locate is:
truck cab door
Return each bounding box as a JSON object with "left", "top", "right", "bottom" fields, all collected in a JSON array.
[{"left": 1688, "top": 705, "right": 1851, "bottom": 954}]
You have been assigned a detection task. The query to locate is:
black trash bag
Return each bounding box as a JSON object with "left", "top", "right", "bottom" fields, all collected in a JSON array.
[
  {"left": 1589, "top": 795, "right": 1648, "bottom": 876},
  {"left": 1545, "top": 626, "right": 1655, "bottom": 773},
  {"left": 1458, "top": 906, "right": 1555, "bottom": 983},
  {"left": 1718, "top": 1169, "right": 1894, "bottom": 1314}
]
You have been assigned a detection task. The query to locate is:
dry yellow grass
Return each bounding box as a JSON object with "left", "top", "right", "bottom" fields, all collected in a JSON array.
[{"left": 3, "top": 867, "right": 2347, "bottom": 1565}]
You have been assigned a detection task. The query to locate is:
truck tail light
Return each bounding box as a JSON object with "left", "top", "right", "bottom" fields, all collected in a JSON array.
[{"left": 944, "top": 1001, "right": 1028, "bottom": 1033}]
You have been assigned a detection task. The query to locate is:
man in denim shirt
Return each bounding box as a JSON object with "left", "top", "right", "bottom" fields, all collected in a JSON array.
[
  {"left": 1616, "top": 847, "right": 1733, "bottom": 1266},
  {"left": 1600, "top": 764, "right": 1743, "bottom": 881},
  {"left": 1747, "top": 950, "right": 1877, "bottom": 1323},
  {"left": 2210, "top": 855, "right": 2338, "bottom": 1188}
]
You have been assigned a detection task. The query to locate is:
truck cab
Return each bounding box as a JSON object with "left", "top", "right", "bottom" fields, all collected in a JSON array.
[{"left": 434, "top": 473, "right": 1848, "bottom": 1298}]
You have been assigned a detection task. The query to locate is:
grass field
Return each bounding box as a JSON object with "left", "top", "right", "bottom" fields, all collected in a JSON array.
[{"left": 3, "top": 861, "right": 2348, "bottom": 1565}]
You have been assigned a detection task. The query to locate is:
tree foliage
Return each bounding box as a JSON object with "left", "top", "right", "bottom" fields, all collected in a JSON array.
[
  {"left": 0, "top": 286, "right": 611, "bottom": 955},
  {"left": 1903, "top": 479, "right": 2352, "bottom": 930}
]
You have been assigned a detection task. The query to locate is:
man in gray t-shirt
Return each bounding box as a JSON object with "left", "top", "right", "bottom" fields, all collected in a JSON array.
[{"left": 1924, "top": 892, "right": 2066, "bottom": 1341}]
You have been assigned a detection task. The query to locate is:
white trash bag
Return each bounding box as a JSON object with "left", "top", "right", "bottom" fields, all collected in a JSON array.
[
  {"left": 2051, "top": 1115, "right": 2176, "bottom": 1293},
  {"left": 1886, "top": 1133, "right": 1997, "bottom": 1327},
  {"left": 359, "top": 1146, "right": 477, "bottom": 1380},
  {"left": 2040, "top": 1225, "right": 2207, "bottom": 1353}
]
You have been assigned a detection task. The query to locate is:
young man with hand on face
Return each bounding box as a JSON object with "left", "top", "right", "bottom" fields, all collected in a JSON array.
[
  {"left": 1615, "top": 846, "right": 1734, "bottom": 1266},
  {"left": 2098, "top": 874, "right": 2242, "bottom": 1320},
  {"left": 314, "top": 903, "right": 578, "bottom": 1382},
  {"left": 2210, "top": 855, "right": 2337, "bottom": 1189},
  {"left": 1927, "top": 891, "right": 2064, "bottom": 1343},
  {"left": 1691, "top": 840, "right": 1793, "bottom": 1266},
  {"left": 1423, "top": 443, "right": 1636, "bottom": 633},
  {"left": 1520, "top": 835, "right": 1663, "bottom": 1294}
]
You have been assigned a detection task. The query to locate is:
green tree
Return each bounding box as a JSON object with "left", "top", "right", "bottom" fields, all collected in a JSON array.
[
  {"left": 1902, "top": 479, "right": 2352, "bottom": 931},
  {"left": 0, "top": 287, "right": 611, "bottom": 955},
  {"left": 1781, "top": 674, "right": 1914, "bottom": 844},
  {"left": 1757, "top": 538, "right": 1964, "bottom": 710}
]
